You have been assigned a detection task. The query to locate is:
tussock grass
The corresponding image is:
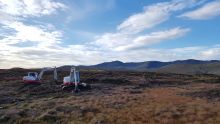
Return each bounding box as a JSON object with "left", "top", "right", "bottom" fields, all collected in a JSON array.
[{"left": 1, "top": 69, "right": 220, "bottom": 123}]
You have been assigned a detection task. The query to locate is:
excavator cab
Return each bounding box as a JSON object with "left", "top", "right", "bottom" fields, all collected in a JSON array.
[
  {"left": 23, "top": 67, "right": 57, "bottom": 84},
  {"left": 23, "top": 72, "right": 40, "bottom": 84},
  {"left": 28, "top": 72, "right": 38, "bottom": 78}
]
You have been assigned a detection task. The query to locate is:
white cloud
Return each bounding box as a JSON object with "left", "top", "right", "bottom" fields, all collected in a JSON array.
[
  {"left": 0, "top": 0, "right": 71, "bottom": 68},
  {"left": 96, "top": 27, "right": 190, "bottom": 51},
  {"left": 94, "top": 0, "right": 195, "bottom": 51},
  {"left": 118, "top": 46, "right": 220, "bottom": 62},
  {"left": 116, "top": 27, "right": 190, "bottom": 51},
  {"left": 0, "top": 0, "right": 67, "bottom": 18},
  {"left": 0, "top": 40, "right": 105, "bottom": 68},
  {"left": 117, "top": 0, "right": 197, "bottom": 33},
  {"left": 1, "top": 22, "right": 62, "bottom": 47},
  {"left": 200, "top": 47, "right": 220, "bottom": 59},
  {"left": 0, "top": 0, "right": 219, "bottom": 69},
  {"left": 179, "top": 1, "right": 220, "bottom": 20},
  {"left": 0, "top": 0, "right": 66, "bottom": 49},
  {"left": 1, "top": 39, "right": 220, "bottom": 69},
  {"left": 95, "top": 32, "right": 131, "bottom": 49}
]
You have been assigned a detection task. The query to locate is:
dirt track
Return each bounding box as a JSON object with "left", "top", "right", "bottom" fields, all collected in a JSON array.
[{"left": 0, "top": 69, "right": 220, "bottom": 124}]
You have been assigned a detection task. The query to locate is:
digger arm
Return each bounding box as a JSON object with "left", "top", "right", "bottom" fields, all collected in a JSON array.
[
  {"left": 54, "top": 67, "right": 58, "bottom": 81},
  {"left": 38, "top": 68, "right": 47, "bottom": 80},
  {"left": 38, "top": 67, "right": 58, "bottom": 81}
]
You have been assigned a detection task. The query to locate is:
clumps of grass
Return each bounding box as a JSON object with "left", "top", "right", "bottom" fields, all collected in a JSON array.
[
  {"left": 82, "top": 78, "right": 99, "bottom": 84},
  {"left": 183, "top": 88, "right": 220, "bottom": 101},
  {"left": 80, "top": 106, "right": 100, "bottom": 117},
  {"left": 129, "top": 89, "right": 143, "bottom": 94},
  {"left": 39, "top": 113, "right": 61, "bottom": 123},
  {"left": 89, "top": 114, "right": 107, "bottom": 124},
  {"left": 100, "top": 78, "right": 131, "bottom": 85},
  {"left": 215, "top": 76, "right": 220, "bottom": 83},
  {"left": 192, "top": 74, "right": 220, "bottom": 84},
  {"left": 56, "top": 105, "right": 80, "bottom": 114},
  {"left": 0, "top": 109, "right": 24, "bottom": 124}
]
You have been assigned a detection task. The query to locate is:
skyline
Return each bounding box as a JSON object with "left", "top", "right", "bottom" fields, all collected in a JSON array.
[{"left": 0, "top": 0, "right": 220, "bottom": 68}]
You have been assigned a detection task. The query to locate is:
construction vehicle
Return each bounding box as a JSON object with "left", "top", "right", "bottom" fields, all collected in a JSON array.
[
  {"left": 61, "top": 67, "right": 91, "bottom": 92},
  {"left": 23, "top": 67, "right": 58, "bottom": 84}
]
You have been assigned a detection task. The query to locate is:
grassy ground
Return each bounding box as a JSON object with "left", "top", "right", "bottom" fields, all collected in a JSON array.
[{"left": 0, "top": 69, "right": 220, "bottom": 124}]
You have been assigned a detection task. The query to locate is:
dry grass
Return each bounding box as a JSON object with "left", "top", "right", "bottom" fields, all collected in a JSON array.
[{"left": 0, "top": 69, "right": 220, "bottom": 124}]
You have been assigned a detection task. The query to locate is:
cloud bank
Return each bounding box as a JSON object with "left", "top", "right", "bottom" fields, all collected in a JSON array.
[
  {"left": 179, "top": 1, "right": 220, "bottom": 20},
  {"left": 0, "top": 0, "right": 220, "bottom": 68}
]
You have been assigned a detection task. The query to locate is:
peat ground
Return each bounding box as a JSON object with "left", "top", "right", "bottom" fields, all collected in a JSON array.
[{"left": 0, "top": 69, "right": 220, "bottom": 124}]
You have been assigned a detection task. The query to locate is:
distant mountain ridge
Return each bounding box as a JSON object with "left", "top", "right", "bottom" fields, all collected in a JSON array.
[
  {"left": 59, "top": 59, "right": 220, "bottom": 75},
  {"left": 91, "top": 59, "right": 220, "bottom": 70}
]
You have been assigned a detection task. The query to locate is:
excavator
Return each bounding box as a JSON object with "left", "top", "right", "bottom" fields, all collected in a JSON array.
[
  {"left": 23, "top": 67, "right": 58, "bottom": 84},
  {"left": 61, "top": 67, "right": 91, "bottom": 92},
  {"left": 22, "top": 66, "right": 90, "bottom": 92}
]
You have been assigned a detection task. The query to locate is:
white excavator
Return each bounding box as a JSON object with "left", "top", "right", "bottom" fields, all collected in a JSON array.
[
  {"left": 23, "top": 67, "right": 58, "bottom": 84},
  {"left": 61, "top": 67, "right": 90, "bottom": 92}
]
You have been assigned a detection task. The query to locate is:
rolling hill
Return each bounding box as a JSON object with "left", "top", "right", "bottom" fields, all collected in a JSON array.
[
  {"left": 58, "top": 59, "right": 220, "bottom": 75},
  {"left": 157, "top": 62, "right": 220, "bottom": 75}
]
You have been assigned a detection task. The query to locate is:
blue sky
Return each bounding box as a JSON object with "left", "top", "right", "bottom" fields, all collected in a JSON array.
[{"left": 0, "top": 0, "right": 220, "bottom": 68}]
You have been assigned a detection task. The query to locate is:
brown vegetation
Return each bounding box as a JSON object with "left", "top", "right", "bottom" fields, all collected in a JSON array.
[{"left": 0, "top": 69, "right": 220, "bottom": 124}]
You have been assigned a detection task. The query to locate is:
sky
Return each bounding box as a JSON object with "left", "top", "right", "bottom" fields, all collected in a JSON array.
[{"left": 0, "top": 0, "right": 220, "bottom": 68}]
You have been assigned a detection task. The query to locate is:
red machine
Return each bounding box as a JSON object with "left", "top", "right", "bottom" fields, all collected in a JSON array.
[{"left": 23, "top": 67, "right": 57, "bottom": 84}]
